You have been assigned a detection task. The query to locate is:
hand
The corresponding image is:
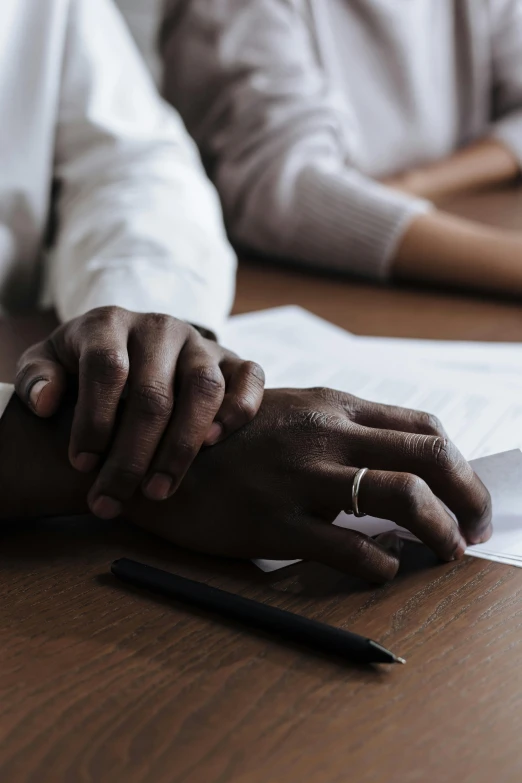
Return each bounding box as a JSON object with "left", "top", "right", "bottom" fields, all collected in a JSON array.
[
  {"left": 130, "top": 388, "right": 492, "bottom": 583},
  {"left": 15, "top": 307, "right": 265, "bottom": 519}
]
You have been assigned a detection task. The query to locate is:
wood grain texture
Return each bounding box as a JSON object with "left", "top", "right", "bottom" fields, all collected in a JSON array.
[{"left": 2, "top": 189, "right": 522, "bottom": 782}]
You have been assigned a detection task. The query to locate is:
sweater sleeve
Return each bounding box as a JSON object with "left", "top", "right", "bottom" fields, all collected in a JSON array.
[
  {"left": 490, "top": 0, "right": 522, "bottom": 166},
  {"left": 161, "top": 0, "right": 430, "bottom": 280}
]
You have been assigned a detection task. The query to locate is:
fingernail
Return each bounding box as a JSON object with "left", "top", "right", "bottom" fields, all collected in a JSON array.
[
  {"left": 91, "top": 496, "right": 122, "bottom": 520},
  {"left": 28, "top": 379, "right": 50, "bottom": 410},
  {"left": 73, "top": 452, "right": 100, "bottom": 473},
  {"left": 452, "top": 538, "right": 467, "bottom": 560},
  {"left": 205, "top": 422, "right": 224, "bottom": 446},
  {"left": 144, "top": 473, "right": 173, "bottom": 501}
]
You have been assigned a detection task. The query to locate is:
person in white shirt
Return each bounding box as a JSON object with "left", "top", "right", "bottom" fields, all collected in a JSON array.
[
  {"left": 0, "top": 0, "right": 495, "bottom": 580},
  {"left": 1, "top": 0, "right": 266, "bottom": 519},
  {"left": 162, "top": 0, "right": 522, "bottom": 297}
]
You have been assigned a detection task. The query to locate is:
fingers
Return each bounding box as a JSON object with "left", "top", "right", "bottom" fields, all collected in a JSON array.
[
  {"left": 334, "top": 392, "right": 448, "bottom": 437},
  {"left": 68, "top": 339, "right": 130, "bottom": 474},
  {"left": 297, "top": 516, "right": 400, "bottom": 583},
  {"left": 87, "top": 324, "right": 184, "bottom": 518},
  {"left": 323, "top": 466, "right": 467, "bottom": 562},
  {"left": 355, "top": 400, "right": 447, "bottom": 437},
  {"left": 205, "top": 359, "right": 265, "bottom": 445},
  {"left": 143, "top": 343, "right": 226, "bottom": 501},
  {"left": 343, "top": 426, "right": 492, "bottom": 545},
  {"left": 15, "top": 341, "right": 67, "bottom": 418}
]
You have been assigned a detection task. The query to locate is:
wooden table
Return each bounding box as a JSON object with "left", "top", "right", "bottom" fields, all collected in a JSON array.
[{"left": 2, "top": 189, "right": 522, "bottom": 783}]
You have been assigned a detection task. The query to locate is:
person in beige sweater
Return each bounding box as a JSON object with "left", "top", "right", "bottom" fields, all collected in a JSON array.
[{"left": 161, "top": 0, "right": 522, "bottom": 296}]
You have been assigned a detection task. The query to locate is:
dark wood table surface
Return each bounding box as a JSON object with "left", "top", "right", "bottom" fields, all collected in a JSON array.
[{"left": 1, "top": 189, "right": 522, "bottom": 783}]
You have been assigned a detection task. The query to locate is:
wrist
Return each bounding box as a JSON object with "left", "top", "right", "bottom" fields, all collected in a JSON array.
[{"left": 394, "top": 210, "right": 522, "bottom": 295}]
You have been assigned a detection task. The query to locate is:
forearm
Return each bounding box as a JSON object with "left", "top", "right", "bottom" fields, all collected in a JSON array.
[
  {"left": 384, "top": 137, "right": 520, "bottom": 202},
  {"left": 393, "top": 210, "right": 522, "bottom": 294},
  {"left": 0, "top": 394, "right": 92, "bottom": 520}
]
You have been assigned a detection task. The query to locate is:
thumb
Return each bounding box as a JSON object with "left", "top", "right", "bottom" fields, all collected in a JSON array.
[
  {"left": 15, "top": 340, "right": 67, "bottom": 418},
  {"left": 298, "top": 518, "right": 400, "bottom": 583}
]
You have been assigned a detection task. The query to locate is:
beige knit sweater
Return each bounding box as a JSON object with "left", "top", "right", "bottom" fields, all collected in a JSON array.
[{"left": 162, "top": 0, "right": 522, "bottom": 279}]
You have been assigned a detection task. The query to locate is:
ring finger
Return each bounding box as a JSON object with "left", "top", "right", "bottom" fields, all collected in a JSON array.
[
  {"left": 319, "top": 466, "right": 467, "bottom": 562},
  {"left": 342, "top": 426, "right": 492, "bottom": 544}
]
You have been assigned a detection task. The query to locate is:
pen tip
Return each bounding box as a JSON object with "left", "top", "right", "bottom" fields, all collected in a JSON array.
[{"left": 395, "top": 656, "right": 407, "bottom": 665}]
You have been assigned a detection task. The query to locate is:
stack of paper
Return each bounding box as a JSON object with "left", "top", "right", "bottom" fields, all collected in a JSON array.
[{"left": 221, "top": 307, "right": 522, "bottom": 571}]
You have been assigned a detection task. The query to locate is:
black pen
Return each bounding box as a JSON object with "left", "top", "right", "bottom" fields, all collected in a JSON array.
[{"left": 111, "top": 558, "right": 406, "bottom": 666}]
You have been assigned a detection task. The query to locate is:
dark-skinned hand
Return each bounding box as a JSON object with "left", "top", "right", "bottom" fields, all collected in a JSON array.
[
  {"left": 14, "top": 306, "right": 265, "bottom": 520},
  {"left": 128, "top": 388, "right": 493, "bottom": 583}
]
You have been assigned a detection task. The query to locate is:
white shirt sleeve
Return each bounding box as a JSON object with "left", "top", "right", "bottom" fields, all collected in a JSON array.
[
  {"left": 0, "top": 384, "right": 13, "bottom": 420},
  {"left": 49, "top": 0, "right": 236, "bottom": 336}
]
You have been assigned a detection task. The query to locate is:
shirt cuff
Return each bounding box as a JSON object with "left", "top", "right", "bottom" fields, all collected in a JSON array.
[{"left": 0, "top": 384, "right": 14, "bottom": 420}]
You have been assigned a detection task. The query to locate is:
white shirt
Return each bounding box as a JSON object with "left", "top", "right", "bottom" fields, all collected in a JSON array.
[{"left": 0, "top": 0, "right": 236, "bottom": 334}]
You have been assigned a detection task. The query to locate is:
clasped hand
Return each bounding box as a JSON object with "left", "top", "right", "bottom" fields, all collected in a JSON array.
[
  {"left": 14, "top": 309, "right": 492, "bottom": 583},
  {"left": 15, "top": 307, "right": 265, "bottom": 519}
]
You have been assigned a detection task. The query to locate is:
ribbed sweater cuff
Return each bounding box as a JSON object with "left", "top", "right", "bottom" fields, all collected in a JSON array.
[{"left": 288, "top": 165, "right": 433, "bottom": 280}]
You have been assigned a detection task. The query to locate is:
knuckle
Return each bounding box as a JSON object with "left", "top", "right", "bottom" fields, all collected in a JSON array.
[
  {"left": 132, "top": 382, "right": 173, "bottom": 419},
  {"left": 244, "top": 361, "right": 266, "bottom": 387},
  {"left": 226, "top": 394, "right": 259, "bottom": 424},
  {"left": 142, "top": 312, "right": 176, "bottom": 332},
  {"left": 189, "top": 366, "right": 225, "bottom": 398},
  {"left": 82, "top": 305, "right": 125, "bottom": 330},
  {"left": 419, "top": 411, "right": 445, "bottom": 436},
  {"left": 310, "top": 386, "right": 336, "bottom": 403},
  {"left": 348, "top": 533, "right": 373, "bottom": 564},
  {"left": 83, "top": 348, "right": 129, "bottom": 381},
  {"left": 399, "top": 473, "right": 430, "bottom": 516},
  {"left": 430, "top": 436, "right": 459, "bottom": 473},
  {"left": 301, "top": 409, "right": 343, "bottom": 433},
  {"left": 309, "top": 388, "right": 358, "bottom": 418},
  {"left": 342, "top": 395, "right": 362, "bottom": 420}
]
